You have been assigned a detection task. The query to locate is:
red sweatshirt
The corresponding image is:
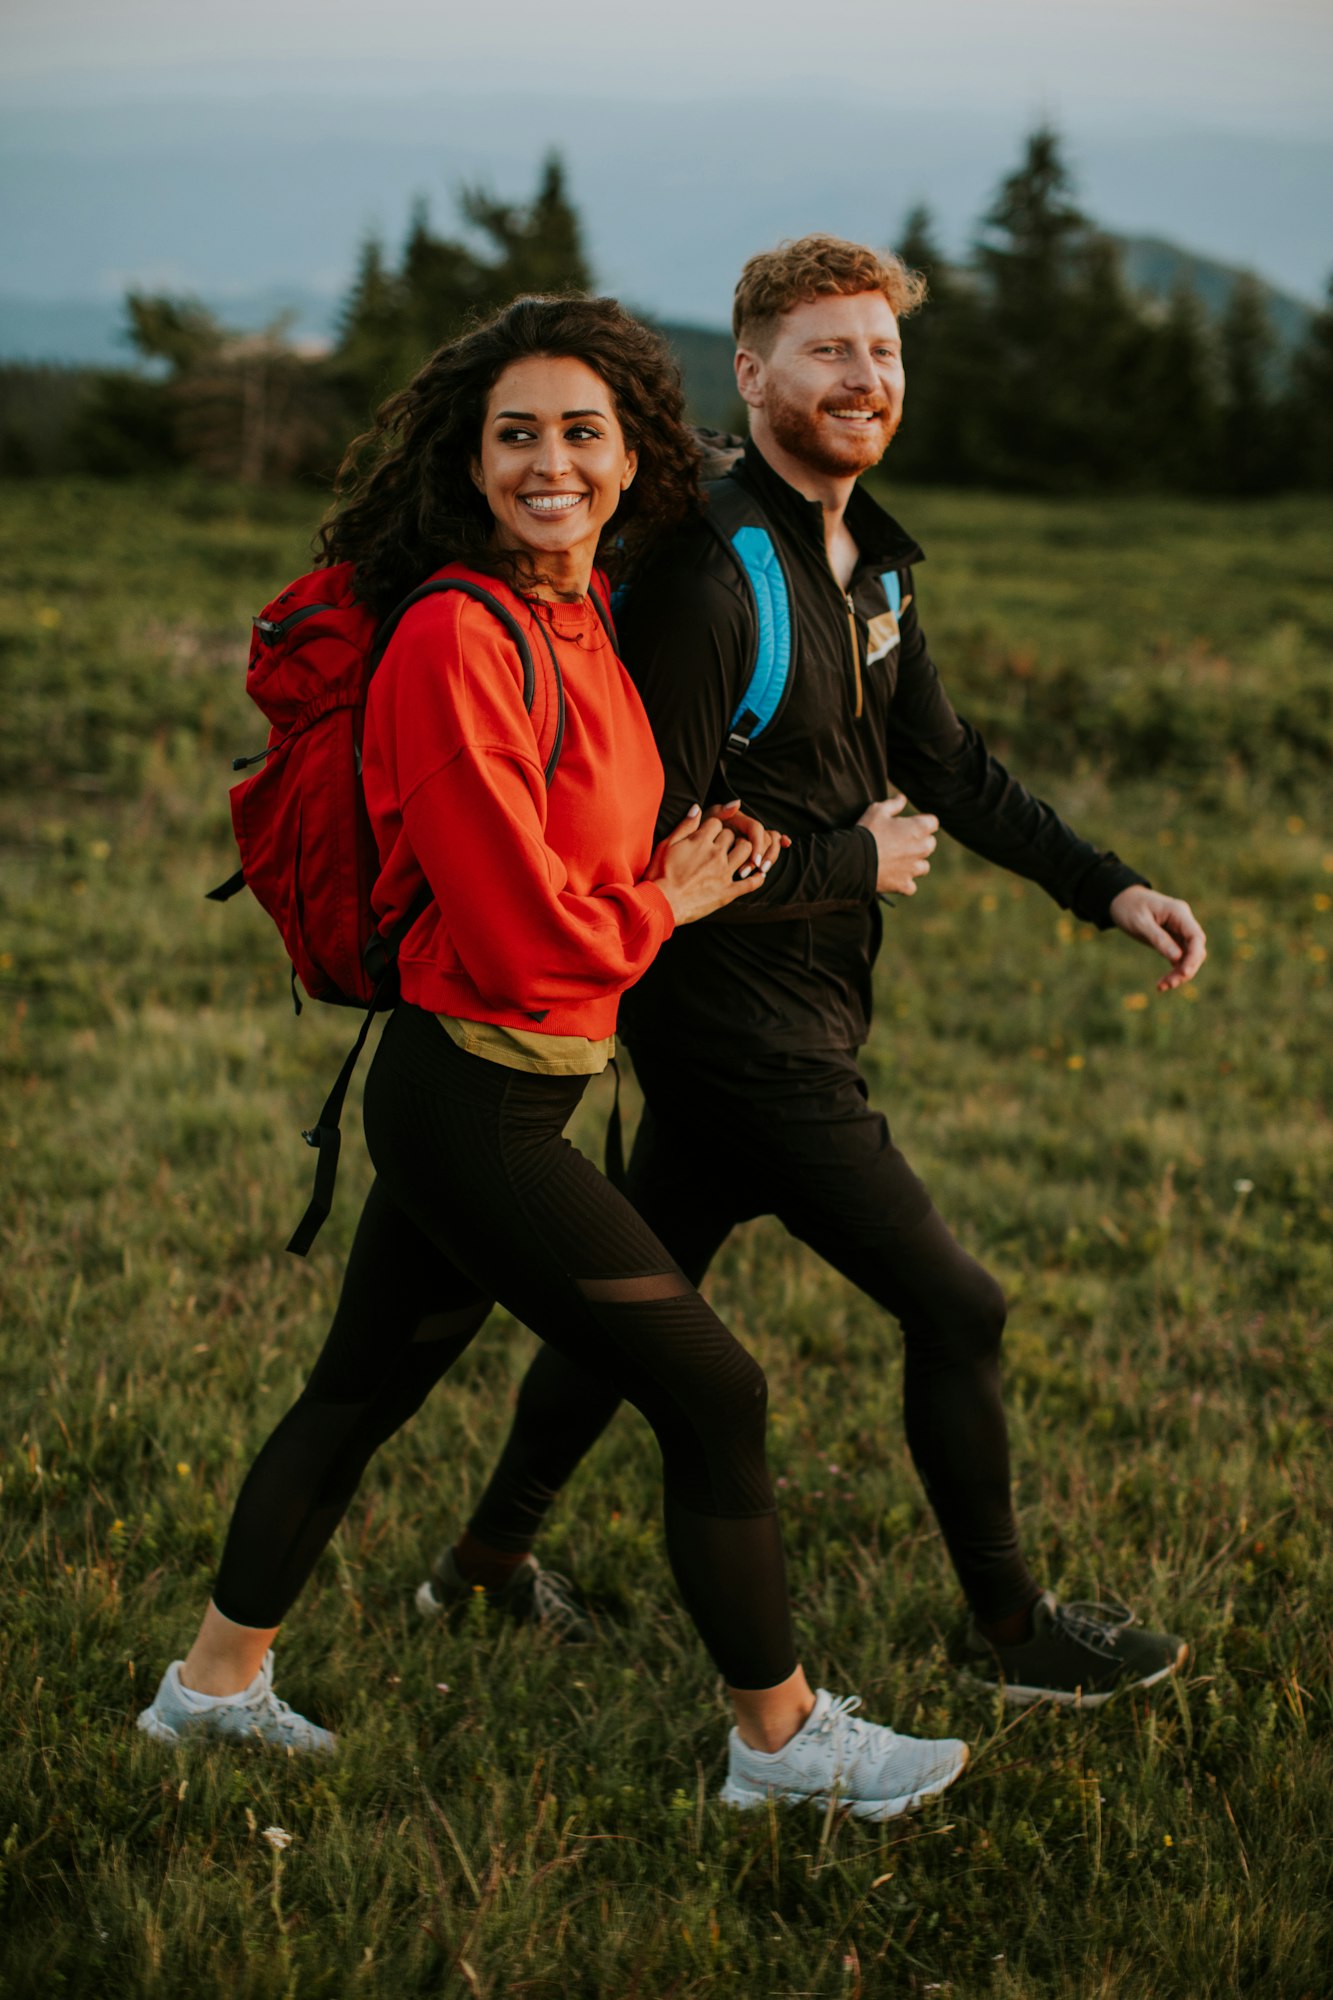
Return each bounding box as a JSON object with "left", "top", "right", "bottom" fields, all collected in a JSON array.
[{"left": 362, "top": 563, "right": 674, "bottom": 1039}]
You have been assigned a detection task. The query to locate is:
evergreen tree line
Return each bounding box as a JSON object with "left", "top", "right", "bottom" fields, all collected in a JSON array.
[
  {"left": 4, "top": 131, "right": 1331, "bottom": 491},
  {"left": 888, "top": 129, "right": 1333, "bottom": 494}
]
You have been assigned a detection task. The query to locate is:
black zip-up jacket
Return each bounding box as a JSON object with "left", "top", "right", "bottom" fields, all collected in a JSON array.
[{"left": 618, "top": 443, "right": 1146, "bottom": 1056}]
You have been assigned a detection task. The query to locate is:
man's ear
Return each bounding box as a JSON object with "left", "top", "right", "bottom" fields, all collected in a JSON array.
[{"left": 734, "top": 345, "right": 764, "bottom": 414}]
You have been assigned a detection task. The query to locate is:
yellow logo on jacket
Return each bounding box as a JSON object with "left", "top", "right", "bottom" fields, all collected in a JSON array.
[{"left": 865, "top": 594, "right": 911, "bottom": 665}]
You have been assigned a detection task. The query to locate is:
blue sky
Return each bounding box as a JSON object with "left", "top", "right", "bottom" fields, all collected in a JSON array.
[
  {"left": 6, "top": 0, "right": 1331, "bottom": 134},
  {"left": 2, "top": 0, "right": 1329, "bottom": 333}
]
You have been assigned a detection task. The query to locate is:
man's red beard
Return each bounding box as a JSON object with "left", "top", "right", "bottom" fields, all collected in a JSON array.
[{"left": 764, "top": 389, "right": 899, "bottom": 477}]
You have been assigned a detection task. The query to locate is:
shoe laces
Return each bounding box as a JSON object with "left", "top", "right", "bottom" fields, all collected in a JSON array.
[
  {"left": 1050, "top": 1597, "right": 1137, "bottom": 1659},
  {"left": 528, "top": 1567, "right": 588, "bottom": 1635},
  {"left": 250, "top": 1683, "right": 312, "bottom": 1741},
  {"left": 815, "top": 1692, "right": 885, "bottom": 1757}
]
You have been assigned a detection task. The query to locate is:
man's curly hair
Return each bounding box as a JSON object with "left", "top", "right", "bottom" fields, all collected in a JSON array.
[
  {"left": 733, "top": 235, "right": 927, "bottom": 353},
  {"left": 317, "top": 295, "right": 702, "bottom": 618}
]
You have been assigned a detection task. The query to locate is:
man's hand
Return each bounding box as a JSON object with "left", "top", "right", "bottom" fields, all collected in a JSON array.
[
  {"left": 1109, "top": 884, "right": 1207, "bottom": 992},
  {"left": 857, "top": 794, "right": 938, "bottom": 896},
  {"left": 704, "top": 798, "right": 790, "bottom": 879},
  {"left": 646, "top": 804, "right": 766, "bottom": 923}
]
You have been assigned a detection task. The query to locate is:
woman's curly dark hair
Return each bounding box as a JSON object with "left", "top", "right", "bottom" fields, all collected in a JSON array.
[{"left": 316, "top": 294, "right": 703, "bottom": 618}]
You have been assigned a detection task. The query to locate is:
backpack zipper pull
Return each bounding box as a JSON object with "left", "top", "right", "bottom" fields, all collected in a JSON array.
[{"left": 231, "top": 727, "right": 294, "bottom": 771}]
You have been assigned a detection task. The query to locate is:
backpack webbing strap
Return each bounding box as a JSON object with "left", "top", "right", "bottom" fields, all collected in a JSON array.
[
  {"left": 205, "top": 866, "right": 246, "bottom": 902},
  {"left": 525, "top": 615, "right": 566, "bottom": 787},
  {"left": 287, "top": 887, "right": 436, "bottom": 1257},
  {"left": 285, "top": 967, "right": 393, "bottom": 1257},
  {"left": 374, "top": 576, "right": 566, "bottom": 783},
  {"left": 587, "top": 578, "right": 618, "bottom": 649}
]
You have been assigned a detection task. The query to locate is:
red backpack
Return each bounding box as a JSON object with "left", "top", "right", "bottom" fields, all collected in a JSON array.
[{"left": 209, "top": 559, "right": 582, "bottom": 1253}]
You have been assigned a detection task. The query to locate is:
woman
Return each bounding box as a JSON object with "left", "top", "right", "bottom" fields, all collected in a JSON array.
[{"left": 138, "top": 295, "right": 969, "bottom": 1820}]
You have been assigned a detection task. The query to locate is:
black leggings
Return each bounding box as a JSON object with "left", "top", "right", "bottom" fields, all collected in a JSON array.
[
  {"left": 467, "top": 1043, "right": 1041, "bottom": 1625},
  {"left": 211, "top": 1005, "right": 796, "bottom": 1690}
]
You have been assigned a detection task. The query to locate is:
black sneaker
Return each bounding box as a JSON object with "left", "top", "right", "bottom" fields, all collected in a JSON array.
[
  {"left": 963, "top": 1591, "right": 1187, "bottom": 1707},
  {"left": 415, "top": 1548, "right": 596, "bottom": 1644}
]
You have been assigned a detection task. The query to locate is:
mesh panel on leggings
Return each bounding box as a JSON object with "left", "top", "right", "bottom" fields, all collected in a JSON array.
[
  {"left": 575, "top": 1272, "right": 690, "bottom": 1302},
  {"left": 579, "top": 1293, "right": 774, "bottom": 1520}
]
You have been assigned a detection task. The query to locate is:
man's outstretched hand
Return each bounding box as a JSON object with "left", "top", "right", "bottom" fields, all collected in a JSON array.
[{"left": 1108, "top": 884, "right": 1207, "bottom": 992}]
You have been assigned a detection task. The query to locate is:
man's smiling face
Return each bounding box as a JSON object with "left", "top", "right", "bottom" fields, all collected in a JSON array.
[{"left": 739, "top": 291, "right": 906, "bottom": 480}]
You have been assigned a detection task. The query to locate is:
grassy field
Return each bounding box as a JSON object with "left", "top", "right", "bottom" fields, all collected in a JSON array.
[{"left": 1, "top": 477, "right": 1331, "bottom": 1998}]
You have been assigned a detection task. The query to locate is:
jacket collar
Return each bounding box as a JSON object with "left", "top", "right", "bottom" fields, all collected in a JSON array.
[{"left": 738, "top": 442, "right": 925, "bottom": 572}]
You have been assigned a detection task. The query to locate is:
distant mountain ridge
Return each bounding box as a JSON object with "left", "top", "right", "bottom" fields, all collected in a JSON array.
[{"left": 1113, "top": 234, "right": 1315, "bottom": 351}]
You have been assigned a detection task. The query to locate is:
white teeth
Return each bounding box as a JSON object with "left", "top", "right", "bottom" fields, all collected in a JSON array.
[
  {"left": 830, "top": 410, "right": 877, "bottom": 421},
  {"left": 522, "top": 494, "right": 584, "bottom": 513}
]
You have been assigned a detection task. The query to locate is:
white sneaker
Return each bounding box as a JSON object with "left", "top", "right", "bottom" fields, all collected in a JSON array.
[
  {"left": 719, "top": 1688, "right": 968, "bottom": 1822},
  {"left": 136, "top": 1652, "right": 337, "bottom": 1756}
]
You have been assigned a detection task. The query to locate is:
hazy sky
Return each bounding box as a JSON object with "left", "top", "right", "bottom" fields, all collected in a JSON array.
[
  {"left": 2, "top": 0, "right": 1329, "bottom": 339},
  {"left": 6, "top": 0, "right": 1332, "bottom": 136}
]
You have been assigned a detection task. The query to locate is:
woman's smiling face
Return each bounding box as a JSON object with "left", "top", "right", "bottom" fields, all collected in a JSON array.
[{"left": 472, "top": 354, "right": 637, "bottom": 592}]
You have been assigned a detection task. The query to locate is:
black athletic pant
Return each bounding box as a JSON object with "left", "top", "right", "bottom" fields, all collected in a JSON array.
[
  {"left": 466, "top": 1042, "right": 1041, "bottom": 1625},
  {"left": 211, "top": 1005, "right": 796, "bottom": 1689}
]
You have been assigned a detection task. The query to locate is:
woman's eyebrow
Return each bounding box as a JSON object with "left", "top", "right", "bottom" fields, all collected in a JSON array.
[{"left": 493, "top": 408, "right": 607, "bottom": 420}]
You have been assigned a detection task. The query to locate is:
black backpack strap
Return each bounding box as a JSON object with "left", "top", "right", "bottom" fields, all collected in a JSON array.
[
  {"left": 205, "top": 866, "right": 246, "bottom": 903},
  {"left": 284, "top": 971, "right": 392, "bottom": 1257},
  {"left": 525, "top": 615, "right": 566, "bottom": 787},
  {"left": 373, "top": 575, "right": 565, "bottom": 786},
  {"left": 287, "top": 887, "right": 437, "bottom": 1257},
  {"left": 587, "top": 576, "right": 618, "bottom": 650}
]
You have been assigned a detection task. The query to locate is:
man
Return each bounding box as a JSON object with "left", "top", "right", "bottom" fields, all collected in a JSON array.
[{"left": 419, "top": 236, "right": 1207, "bottom": 1704}]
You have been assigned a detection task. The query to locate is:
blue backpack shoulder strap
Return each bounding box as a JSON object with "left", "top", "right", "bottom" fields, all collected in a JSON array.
[{"left": 701, "top": 476, "right": 795, "bottom": 755}]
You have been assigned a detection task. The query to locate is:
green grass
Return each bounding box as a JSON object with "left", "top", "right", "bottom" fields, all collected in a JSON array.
[{"left": 1, "top": 478, "right": 1331, "bottom": 1998}]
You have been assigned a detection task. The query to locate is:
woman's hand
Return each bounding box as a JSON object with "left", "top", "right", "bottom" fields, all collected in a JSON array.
[
  {"left": 704, "top": 798, "right": 790, "bottom": 879},
  {"left": 647, "top": 805, "right": 769, "bottom": 924}
]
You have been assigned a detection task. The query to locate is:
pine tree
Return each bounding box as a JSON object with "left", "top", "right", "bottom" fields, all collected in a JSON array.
[
  {"left": 1063, "top": 231, "right": 1151, "bottom": 486},
  {"left": 1219, "top": 272, "right": 1279, "bottom": 493},
  {"left": 973, "top": 126, "right": 1094, "bottom": 484},
  {"left": 1285, "top": 271, "right": 1333, "bottom": 488},
  {"left": 461, "top": 152, "right": 594, "bottom": 301},
  {"left": 330, "top": 154, "right": 594, "bottom": 421},
  {"left": 1137, "top": 280, "right": 1221, "bottom": 491},
  {"left": 400, "top": 196, "right": 489, "bottom": 366},
  {"left": 336, "top": 235, "right": 407, "bottom": 415},
  {"left": 888, "top": 205, "right": 990, "bottom": 484}
]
